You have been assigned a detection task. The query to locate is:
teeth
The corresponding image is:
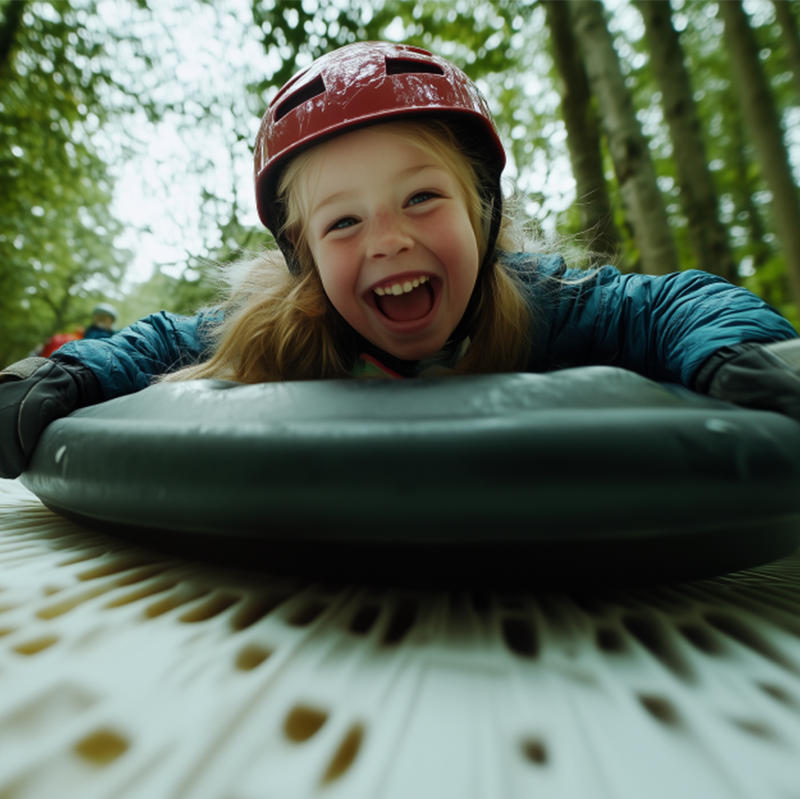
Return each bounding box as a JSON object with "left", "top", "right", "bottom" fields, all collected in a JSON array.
[{"left": 374, "top": 275, "right": 429, "bottom": 296}]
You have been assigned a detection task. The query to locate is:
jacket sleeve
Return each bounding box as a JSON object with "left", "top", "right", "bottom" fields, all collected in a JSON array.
[
  {"left": 516, "top": 254, "right": 799, "bottom": 386},
  {"left": 51, "top": 310, "right": 219, "bottom": 400}
]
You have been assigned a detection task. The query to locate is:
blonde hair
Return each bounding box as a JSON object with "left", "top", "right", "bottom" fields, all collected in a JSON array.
[{"left": 165, "top": 120, "right": 532, "bottom": 384}]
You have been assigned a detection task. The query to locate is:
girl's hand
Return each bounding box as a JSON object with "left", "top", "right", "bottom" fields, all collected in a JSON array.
[
  {"left": 695, "top": 340, "right": 800, "bottom": 423},
  {"left": 0, "top": 358, "right": 102, "bottom": 479}
]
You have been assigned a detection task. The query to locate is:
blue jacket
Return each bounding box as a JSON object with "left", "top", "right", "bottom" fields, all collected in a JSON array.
[
  {"left": 53, "top": 254, "right": 798, "bottom": 400},
  {"left": 83, "top": 325, "right": 115, "bottom": 340}
]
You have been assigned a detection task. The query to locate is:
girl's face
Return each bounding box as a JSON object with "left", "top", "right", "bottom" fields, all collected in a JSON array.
[{"left": 304, "top": 127, "right": 480, "bottom": 361}]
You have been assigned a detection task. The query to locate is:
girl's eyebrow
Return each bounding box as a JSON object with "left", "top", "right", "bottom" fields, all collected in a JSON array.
[
  {"left": 311, "top": 189, "right": 357, "bottom": 216},
  {"left": 310, "top": 162, "right": 445, "bottom": 217}
]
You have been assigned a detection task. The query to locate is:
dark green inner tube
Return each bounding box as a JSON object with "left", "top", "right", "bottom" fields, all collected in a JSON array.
[{"left": 20, "top": 367, "right": 800, "bottom": 587}]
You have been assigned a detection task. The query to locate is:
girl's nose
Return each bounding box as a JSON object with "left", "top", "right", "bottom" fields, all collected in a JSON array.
[{"left": 367, "top": 211, "right": 414, "bottom": 259}]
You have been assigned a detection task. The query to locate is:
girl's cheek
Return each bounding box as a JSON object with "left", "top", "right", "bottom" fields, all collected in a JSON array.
[
  {"left": 317, "top": 245, "right": 356, "bottom": 294},
  {"left": 331, "top": 241, "right": 359, "bottom": 270}
]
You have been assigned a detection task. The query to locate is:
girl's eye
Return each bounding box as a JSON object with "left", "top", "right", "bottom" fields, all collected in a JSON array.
[
  {"left": 328, "top": 216, "right": 358, "bottom": 232},
  {"left": 407, "top": 191, "right": 440, "bottom": 207}
]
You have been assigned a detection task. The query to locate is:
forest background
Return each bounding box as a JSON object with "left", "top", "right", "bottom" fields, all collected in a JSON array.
[{"left": 2, "top": 0, "right": 800, "bottom": 367}]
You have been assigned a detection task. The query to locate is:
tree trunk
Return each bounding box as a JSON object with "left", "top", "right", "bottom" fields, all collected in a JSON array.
[
  {"left": 635, "top": 0, "right": 736, "bottom": 281},
  {"left": 543, "top": 0, "right": 620, "bottom": 261},
  {"left": 569, "top": 0, "right": 679, "bottom": 275},
  {"left": 0, "top": 0, "right": 27, "bottom": 79},
  {"left": 719, "top": 85, "right": 773, "bottom": 275},
  {"left": 718, "top": 0, "right": 800, "bottom": 306},
  {"left": 773, "top": 0, "right": 800, "bottom": 100}
]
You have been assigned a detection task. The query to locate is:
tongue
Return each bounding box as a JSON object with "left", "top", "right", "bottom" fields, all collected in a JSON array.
[{"left": 377, "top": 284, "right": 434, "bottom": 322}]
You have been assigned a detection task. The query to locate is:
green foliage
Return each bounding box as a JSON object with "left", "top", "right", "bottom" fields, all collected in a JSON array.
[
  {"left": 0, "top": 0, "right": 131, "bottom": 365},
  {"left": 115, "top": 199, "right": 278, "bottom": 327},
  {"left": 115, "top": 262, "right": 218, "bottom": 326}
]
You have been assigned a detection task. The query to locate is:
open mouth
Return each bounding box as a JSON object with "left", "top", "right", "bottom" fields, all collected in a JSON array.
[{"left": 371, "top": 276, "right": 436, "bottom": 323}]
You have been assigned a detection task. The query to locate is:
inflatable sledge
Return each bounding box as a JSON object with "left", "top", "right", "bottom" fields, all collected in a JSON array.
[{"left": 20, "top": 366, "right": 800, "bottom": 586}]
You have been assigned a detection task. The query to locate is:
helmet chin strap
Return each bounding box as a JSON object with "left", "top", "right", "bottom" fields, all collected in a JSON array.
[
  {"left": 447, "top": 184, "right": 504, "bottom": 344},
  {"left": 280, "top": 240, "right": 303, "bottom": 276}
]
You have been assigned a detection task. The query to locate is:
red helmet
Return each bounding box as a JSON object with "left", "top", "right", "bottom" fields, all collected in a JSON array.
[{"left": 254, "top": 42, "right": 506, "bottom": 269}]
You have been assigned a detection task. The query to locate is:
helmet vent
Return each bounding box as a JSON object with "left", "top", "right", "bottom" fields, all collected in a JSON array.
[
  {"left": 274, "top": 76, "right": 326, "bottom": 123},
  {"left": 385, "top": 58, "right": 444, "bottom": 77}
]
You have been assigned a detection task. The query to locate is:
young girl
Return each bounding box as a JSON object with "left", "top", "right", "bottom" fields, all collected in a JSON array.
[{"left": 1, "top": 41, "right": 799, "bottom": 479}]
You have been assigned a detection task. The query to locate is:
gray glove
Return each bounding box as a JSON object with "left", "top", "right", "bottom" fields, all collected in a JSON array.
[
  {"left": 694, "top": 339, "right": 800, "bottom": 423},
  {"left": 0, "top": 357, "right": 102, "bottom": 479}
]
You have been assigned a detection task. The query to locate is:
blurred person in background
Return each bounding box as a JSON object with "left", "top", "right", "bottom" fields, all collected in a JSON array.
[
  {"left": 83, "top": 303, "right": 118, "bottom": 341},
  {"left": 36, "top": 302, "right": 117, "bottom": 358}
]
